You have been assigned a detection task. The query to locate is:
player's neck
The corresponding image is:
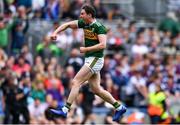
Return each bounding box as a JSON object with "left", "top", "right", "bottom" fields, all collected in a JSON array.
[{"left": 88, "top": 18, "right": 96, "bottom": 25}]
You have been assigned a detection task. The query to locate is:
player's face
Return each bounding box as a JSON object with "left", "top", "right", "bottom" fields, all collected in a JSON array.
[{"left": 79, "top": 9, "right": 89, "bottom": 23}]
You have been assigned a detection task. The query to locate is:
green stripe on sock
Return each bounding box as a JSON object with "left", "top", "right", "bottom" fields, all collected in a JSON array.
[
  {"left": 113, "top": 102, "right": 120, "bottom": 109},
  {"left": 65, "top": 102, "right": 72, "bottom": 109}
]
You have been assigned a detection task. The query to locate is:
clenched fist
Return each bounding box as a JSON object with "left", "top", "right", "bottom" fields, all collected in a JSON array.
[{"left": 80, "top": 47, "right": 87, "bottom": 53}]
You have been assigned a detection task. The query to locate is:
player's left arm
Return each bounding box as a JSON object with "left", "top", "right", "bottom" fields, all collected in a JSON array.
[{"left": 80, "top": 34, "right": 107, "bottom": 53}]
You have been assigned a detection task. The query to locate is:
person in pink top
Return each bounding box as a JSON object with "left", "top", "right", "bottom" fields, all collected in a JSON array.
[{"left": 12, "top": 55, "right": 31, "bottom": 77}]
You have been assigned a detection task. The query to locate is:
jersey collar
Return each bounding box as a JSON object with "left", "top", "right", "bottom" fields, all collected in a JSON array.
[{"left": 89, "top": 19, "right": 96, "bottom": 26}]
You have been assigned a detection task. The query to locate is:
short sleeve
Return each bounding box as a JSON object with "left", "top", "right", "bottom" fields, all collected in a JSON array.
[
  {"left": 96, "top": 25, "right": 107, "bottom": 34},
  {"left": 78, "top": 19, "right": 85, "bottom": 28}
]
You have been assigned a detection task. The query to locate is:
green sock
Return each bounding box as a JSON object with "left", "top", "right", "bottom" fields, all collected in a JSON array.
[
  {"left": 113, "top": 101, "right": 120, "bottom": 109},
  {"left": 65, "top": 102, "right": 72, "bottom": 110}
]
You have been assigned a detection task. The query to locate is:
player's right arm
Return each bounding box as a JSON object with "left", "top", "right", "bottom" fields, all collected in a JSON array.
[{"left": 51, "top": 20, "right": 78, "bottom": 40}]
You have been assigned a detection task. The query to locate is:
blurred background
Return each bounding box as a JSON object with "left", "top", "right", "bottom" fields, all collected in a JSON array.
[{"left": 0, "top": 0, "right": 180, "bottom": 124}]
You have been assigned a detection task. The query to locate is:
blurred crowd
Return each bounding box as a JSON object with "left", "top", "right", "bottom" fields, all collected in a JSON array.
[{"left": 0, "top": 0, "right": 180, "bottom": 124}]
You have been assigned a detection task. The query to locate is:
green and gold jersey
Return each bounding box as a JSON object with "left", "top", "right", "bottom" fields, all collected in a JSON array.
[{"left": 78, "top": 19, "right": 107, "bottom": 58}]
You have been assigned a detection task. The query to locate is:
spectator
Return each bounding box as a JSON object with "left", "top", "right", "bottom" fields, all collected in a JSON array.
[
  {"left": 65, "top": 48, "right": 83, "bottom": 73},
  {"left": 162, "top": 75, "right": 178, "bottom": 96},
  {"left": 148, "top": 84, "right": 171, "bottom": 124},
  {"left": 0, "top": 17, "right": 11, "bottom": 52},
  {"left": 109, "top": 53, "right": 129, "bottom": 87},
  {"left": 33, "top": 56, "right": 45, "bottom": 75},
  {"left": 28, "top": 98, "right": 48, "bottom": 124},
  {"left": 1, "top": 70, "right": 30, "bottom": 124},
  {"left": 6, "top": 56, "right": 15, "bottom": 69},
  {"left": 1, "top": 71, "right": 18, "bottom": 124},
  {"left": 149, "top": 38, "right": 161, "bottom": 53},
  {"left": 162, "top": 35, "right": 180, "bottom": 55},
  {"left": 32, "top": 0, "right": 45, "bottom": 11},
  {"left": 31, "top": 82, "right": 46, "bottom": 103},
  {"left": 108, "top": 5, "right": 125, "bottom": 21},
  {"left": 16, "top": 0, "right": 32, "bottom": 12},
  {"left": 0, "top": 0, "right": 4, "bottom": 15},
  {"left": 11, "top": 6, "right": 29, "bottom": 55},
  {"left": 36, "top": 35, "right": 62, "bottom": 61},
  {"left": 108, "top": 26, "right": 125, "bottom": 51},
  {"left": 128, "top": 69, "right": 148, "bottom": 106},
  {"left": 20, "top": 45, "right": 33, "bottom": 66},
  {"left": 0, "top": 48, "right": 7, "bottom": 70},
  {"left": 159, "top": 11, "right": 180, "bottom": 37},
  {"left": 128, "top": 21, "right": 137, "bottom": 43},
  {"left": 3, "top": 0, "right": 16, "bottom": 16},
  {"left": 59, "top": 0, "right": 71, "bottom": 19},
  {"left": 131, "top": 32, "right": 149, "bottom": 55},
  {"left": 12, "top": 55, "right": 31, "bottom": 77},
  {"left": 43, "top": 0, "right": 60, "bottom": 21},
  {"left": 44, "top": 64, "right": 64, "bottom": 103},
  {"left": 92, "top": 0, "right": 107, "bottom": 19},
  {"left": 69, "top": 0, "right": 83, "bottom": 19},
  {"left": 32, "top": 9, "right": 43, "bottom": 20},
  {"left": 17, "top": 71, "right": 31, "bottom": 124}
]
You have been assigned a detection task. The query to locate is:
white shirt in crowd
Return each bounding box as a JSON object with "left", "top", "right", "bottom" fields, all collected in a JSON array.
[{"left": 132, "top": 44, "right": 149, "bottom": 55}]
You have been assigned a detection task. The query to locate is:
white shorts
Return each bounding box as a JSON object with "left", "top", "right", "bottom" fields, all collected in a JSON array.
[{"left": 84, "top": 57, "right": 104, "bottom": 74}]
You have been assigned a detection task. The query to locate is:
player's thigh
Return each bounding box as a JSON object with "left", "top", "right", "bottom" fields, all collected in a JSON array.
[
  {"left": 73, "top": 65, "right": 93, "bottom": 85},
  {"left": 88, "top": 72, "right": 101, "bottom": 90}
]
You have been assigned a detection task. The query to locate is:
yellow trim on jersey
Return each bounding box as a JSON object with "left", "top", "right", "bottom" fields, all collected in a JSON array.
[{"left": 84, "top": 29, "right": 98, "bottom": 40}]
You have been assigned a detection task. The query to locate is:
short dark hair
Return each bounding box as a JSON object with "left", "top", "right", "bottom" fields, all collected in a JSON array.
[{"left": 82, "top": 4, "right": 96, "bottom": 18}]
